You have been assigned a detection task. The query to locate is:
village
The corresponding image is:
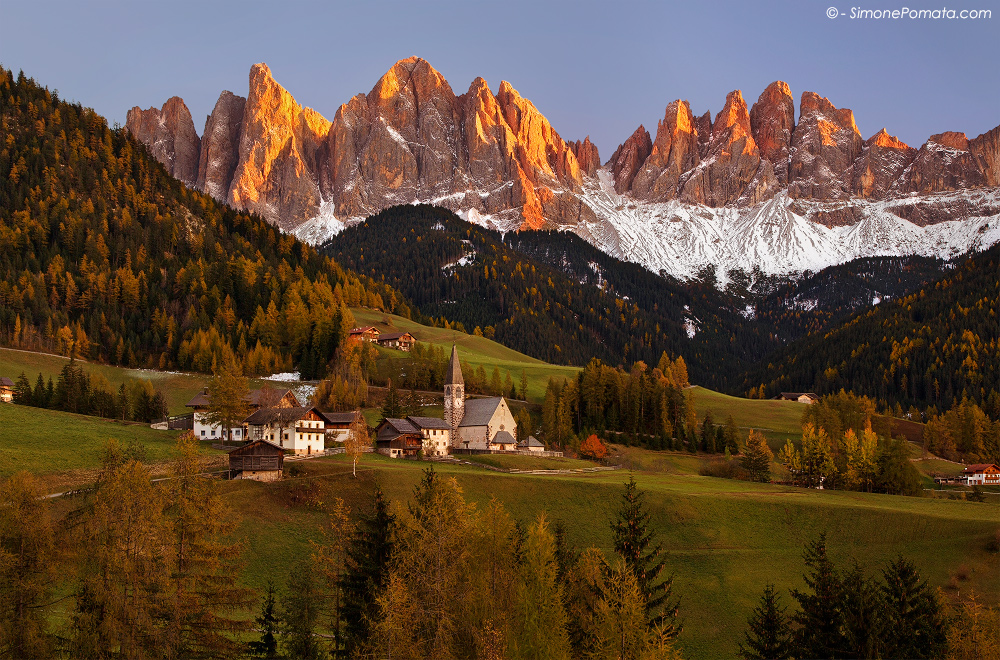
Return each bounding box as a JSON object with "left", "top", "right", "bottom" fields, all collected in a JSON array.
[{"left": 181, "top": 329, "right": 551, "bottom": 482}]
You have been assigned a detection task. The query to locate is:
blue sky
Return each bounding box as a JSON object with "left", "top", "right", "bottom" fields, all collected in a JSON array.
[{"left": 3, "top": 0, "right": 998, "bottom": 157}]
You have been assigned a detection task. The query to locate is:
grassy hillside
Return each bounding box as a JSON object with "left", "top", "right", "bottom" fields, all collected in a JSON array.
[
  {"left": 351, "top": 308, "right": 582, "bottom": 402},
  {"left": 221, "top": 451, "right": 1000, "bottom": 660},
  {"left": 0, "top": 403, "right": 192, "bottom": 480}
]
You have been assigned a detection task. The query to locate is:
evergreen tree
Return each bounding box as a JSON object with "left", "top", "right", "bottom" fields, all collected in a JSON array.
[
  {"left": 247, "top": 581, "right": 280, "bottom": 659},
  {"left": 880, "top": 556, "right": 947, "bottom": 659},
  {"left": 791, "top": 534, "right": 846, "bottom": 659},
  {"left": 610, "top": 477, "right": 679, "bottom": 636},
  {"left": 741, "top": 430, "right": 774, "bottom": 483},
  {"left": 340, "top": 486, "right": 396, "bottom": 656},
  {"left": 381, "top": 378, "right": 402, "bottom": 420},
  {"left": 13, "top": 372, "right": 32, "bottom": 405},
  {"left": 520, "top": 369, "right": 529, "bottom": 401},
  {"left": 738, "top": 585, "right": 792, "bottom": 660},
  {"left": 512, "top": 514, "right": 572, "bottom": 660},
  {"left": 280, "top": 564, "right": 325, "bottom": 660},
  {"left": 203, "top": 361, "right": 251, "bottom": 443},
  {"left": 840, "top": 563, "right": 884, "bottom": 659},
  {"left": 32, "top": 373, "right": 46, "bottom": 408}
]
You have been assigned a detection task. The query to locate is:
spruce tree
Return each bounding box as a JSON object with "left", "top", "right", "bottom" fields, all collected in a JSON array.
[
  {"left": 790, "top": 534, "right": 846, "bottom": 659},
  {"left": 248, "top": 581, "right": 280, "bottom": 658},
  {"left": 340, "top": 486, "right": 396, "bottom": 656},
  {"left": 610, "top": 476, "right": 679, "bottom": 636},
  {"left": 738, "top": 585, "right": 792, "bottom": 660},
  {"left": 381, "top": 378, "right": 402, "bottom": 420},
  {"left": 280, "top": 564, "right": 324, "bottom": 660},
  {"left": 879, "top": 556, "right": 947, "bottom": 659},
  {"left": 840, "top": 563, "right": 884, "bottom": 659}
]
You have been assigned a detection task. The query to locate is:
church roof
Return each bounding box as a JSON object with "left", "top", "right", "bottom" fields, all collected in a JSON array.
[
  {"left": 493, "top": 430, "right": 516, "bottom": 445},
  {"left": 459, "top": 397, "right": 504, "bottom": 427},
  {"left": 445, "top": 344, "right": 464, "bottom": 386}
]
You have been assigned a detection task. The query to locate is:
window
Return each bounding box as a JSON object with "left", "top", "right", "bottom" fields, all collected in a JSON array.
[{"left": 201, "top": 430, "right": 205, "bottom": 437}]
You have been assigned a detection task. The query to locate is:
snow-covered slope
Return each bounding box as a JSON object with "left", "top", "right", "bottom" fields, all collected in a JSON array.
[{"left": 294, "top": 169, "right": 1000, "bottom": 284}]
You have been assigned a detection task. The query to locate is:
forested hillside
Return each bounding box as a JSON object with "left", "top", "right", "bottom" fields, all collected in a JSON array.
[
  {"left": 743, "top": 242, "right": 1000, "bottom": 417},
  {"left": 321, "top": 205, "right": 773, "bottom": 388},
  {"left": 0, "top": 67, "right": 404, "bottom": 379}
]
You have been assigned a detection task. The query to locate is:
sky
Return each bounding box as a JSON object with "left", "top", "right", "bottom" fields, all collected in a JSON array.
[{"left": 3, "top": 0, "right": 998, "bottom": 158}]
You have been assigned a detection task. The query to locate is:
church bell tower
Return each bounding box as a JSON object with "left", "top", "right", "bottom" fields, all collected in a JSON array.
[{"left": 444, "top": 344, "right": 465, "bottom": 435}]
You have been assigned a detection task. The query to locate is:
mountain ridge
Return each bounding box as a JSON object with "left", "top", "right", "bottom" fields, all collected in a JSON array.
[{"left": 126, "top": 58, "right": 1000, "bottom": 280}]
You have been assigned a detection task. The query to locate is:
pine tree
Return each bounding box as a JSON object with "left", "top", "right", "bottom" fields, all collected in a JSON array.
[
  {"left": 791, "top": 534, "right": 846, "bottom": 659},
  {"left": 381, "top": 378, "right": 402, "bottom": 420},
  {"left": 280, "top": 563, "right": 325, "bottom": 660},
  {"left": 738, "top": 585, "right": 792, "bottom": 660},
  {"left": 880, "top": 556, "right": 947, "bottom": 659},
  {"left": 13, "top": 372, "right": 32, "bottom": 405},
  {"left": 203, "top": 361, "right": 251, "bottom": 442},
  {"left": 610, "top": 476, "right": 679, "bottom": 636},
  {"left": 520, "top": 369, "right": 529, "bottom": 401},
  {"left": 0, "top": 472, "right": 55, "bottom": 659},
  {"left": 840, "top": 563, "right": 884, "bottom": 659},
  {"left": 340, "top": 486, "right": 396, "bottom": 656},
  {"left": 741, "top": 430, "right": 774, "bottom": 483},
  {"left": 248, "top": 581, "right": 280, "bottom": 658}
]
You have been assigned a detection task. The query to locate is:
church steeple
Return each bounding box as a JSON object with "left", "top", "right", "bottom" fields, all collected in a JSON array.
[{"left": 444, "top": 344, "right": 465, "bottom": 435}]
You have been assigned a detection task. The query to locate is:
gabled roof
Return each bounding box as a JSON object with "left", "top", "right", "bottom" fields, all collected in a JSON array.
[
  {"left": 446, "top": 344, "right": 464, "bottom": 386},
  {"left": 244, "top": 406, "right": 313, "bottom": 425},
  {"left": 407, "top": 416, "right": 450, "bottom": 430},
  {"left": 320, "top": 411, "right": 361, "bottom": 425},
  {"left": 963, "top": 463, "right": 999, "bottom": 474},
  {"left": 349, "top": 326, "right": 379, "bottom": 334},
  {"left": 227, "top": 439, "right": 284, "bottom": 456},
  {"left": 0, "top": 377, "right": 14, "bottom": 388},
  {"left": 380, "top": 418, "right": 419, "bottom": 434},
  {"left": 378, "top": 332, "right": 413, "bottom": 342},
  {"left": 187, "top": 387, "right": 298, "bottom": 409},
  {"left": 460, "top": 397, "right": 504, "bottom": 427},
  {"left": 780, "top": 392, "right": 819, "bottom": 400},
  {"left": 518, "top": 435, "right": 544, "bottom": 448},
  {"left": 493, "top": 430, "right": 516, "bottom": 445}
]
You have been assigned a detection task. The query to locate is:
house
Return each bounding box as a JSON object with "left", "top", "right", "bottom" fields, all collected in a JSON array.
[
  {"left": 963, "top": 464, "right": 1000, "bottom": 486},
  {"left": 320, "top": 410, "right": 365, "bottom": 444},
  {"left": 186, "top": 387, "right": 300, "bottom": 442},
  {"left": 443, "top": 345, "right": 517, "bottom": 450},
  {"left": 374, "top": 418, "right": 424, "bottom": 458},
  {"left": 518, "top": 436, "right": 545, "bottom": 453},
  {"left": 376, "top": 332, "right": 416, "bottom": 352},
  {"left": 407, "top": 416, "right": 452, "bottom": 456},
  {"left": 0, "top": 377, "right": 14, "bottom": 403},
  {"left": 244, "top": 406, "right": 326, "bottom": 455},
  {"left": 779, "top": 392, "right": 819, "bottom": 404},
  {"left": 349, "top": 326, "right": 381, "bottom": 343},
  {"left": 228, "top": 440, "right": 284, "bottom": 482}
]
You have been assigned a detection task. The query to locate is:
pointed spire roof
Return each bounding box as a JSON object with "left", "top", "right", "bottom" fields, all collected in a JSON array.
[{"left": 446, "top": 344, "right": 464, "bottom": 386}]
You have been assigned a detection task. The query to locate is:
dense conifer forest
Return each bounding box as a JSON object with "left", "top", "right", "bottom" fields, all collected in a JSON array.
[{"left": 0, "top": 67, "right": 404, "bottom": 380}]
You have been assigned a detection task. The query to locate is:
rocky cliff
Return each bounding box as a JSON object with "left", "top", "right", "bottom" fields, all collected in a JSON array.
[{"left": 127, "top": 61, "right": 1000, "bottom": 279}]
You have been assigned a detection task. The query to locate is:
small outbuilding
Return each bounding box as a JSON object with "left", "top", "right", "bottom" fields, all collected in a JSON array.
[
  {"left": 779, "top": 392, "right": 819, "bottom": 404},
  {"left": 518, "top": 436, "right": 545, "bottom": 453},
  {"left": 0, "top": 376, "right": 14, "bottom": 403},
  {"left": 228, "top": 440, "right": 284, "bottom": 482},
  {"left": 375, "top": 418, "right": 423, "bottom": 458}
]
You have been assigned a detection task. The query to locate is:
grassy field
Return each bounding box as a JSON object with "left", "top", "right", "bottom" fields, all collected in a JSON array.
[
  {"left": 460, "top": 453, "right": 598, "bottom": 470},
  {"left": 218, "top": 450, "right": 1000, "bottom": 660},
  {"left": 351, "top": 308, "right": 581, "bottom": 402},
  {"left": 0, "top": 347, "right": 209, "bottom": 415},
  {"left": 0, "top": 403, "right": 212, "bottom": 485}
]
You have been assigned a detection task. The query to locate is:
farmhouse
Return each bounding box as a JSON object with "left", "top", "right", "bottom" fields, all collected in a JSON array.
[
  {"left": 963, "top": 463, "right": 1000, "bottom": 486},
  {"left": 444, "top": 345, "right": 518, "bottom": 450},
  {"left": 376, "top": 331, "right": 415, "bottom": 352},
  {"left": 244, "top": 406, "right": 326, "bottom": 455},
  {"left": 779, "top": 392, "right": 819, "bottom": 404},
  {"left": 375, "top": 418, "right": 423, "bottom": 458},
  {"left": 0, "top": 376, "right": 13, "bottom": 403},
  {"left": 408, "top": 416, "right": 452, "bottom": 456},
  {"left": 227, "top": 440, "right": 284, "bottom": 482},
  {"left": 186, "top": 387, "right": 300, "bottom": 441},
  {"left": 349, "top": 326, "right": 381, "bottom": 343},
  {"left": 321, "top": 410, "right": 365, "bottom": 444}
]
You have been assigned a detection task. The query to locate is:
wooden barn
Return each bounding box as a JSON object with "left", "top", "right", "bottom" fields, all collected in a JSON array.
[{"left": 228, "top": 440, "right": 284, "bottom": 482}]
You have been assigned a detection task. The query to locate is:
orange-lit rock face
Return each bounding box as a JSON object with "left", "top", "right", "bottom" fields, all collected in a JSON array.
[
  {"left": 750, "top": 81, "right": 795, "bottom": 184},
  {"left": 680, "top": 90, "right": 778, "bottom": 207},
  {"left": 895, "top": 131, "right": 985, "bottom": 194},
  {"left": 970, "top": 125, "right": 1000, "bottom": 186},
  {"left": 788, "top": 91, "right": 863, "bottom": 200},
  {"left": 607, "top": 125, "right": 653, "bottom": 193},
  {"left": 569, "top": 137, "right": 601, "bottom": 177},
  {"left": 125, "top": 97, "right": 201, "bottom": 186},
  {"left": 852, "top": 129, "right": 916, "bottom": 198},
  {"left": 631, "top": 100, "right": 700, "bottom": 201},
  {"left": 229, "top": 63, "right": 331, "bottom": 230}
]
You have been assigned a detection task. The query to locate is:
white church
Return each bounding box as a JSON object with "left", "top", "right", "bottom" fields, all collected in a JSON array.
[{"left": 444, "top": 345, "right": 519, "bottom": 451}]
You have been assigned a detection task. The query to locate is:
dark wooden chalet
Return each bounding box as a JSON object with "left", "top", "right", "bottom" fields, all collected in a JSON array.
[
  {"left": 376, "top": 331, "right": 416, "bottom": 352},
  {"left": 228, "top": 440, "right": 284, "bottom": 482},
  {"left": 375, "top": 418, "right": 423, "bottom": 458}
]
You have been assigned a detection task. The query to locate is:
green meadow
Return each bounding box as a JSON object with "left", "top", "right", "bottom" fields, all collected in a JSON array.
[{"left": 222, "top": 451, "right": 1000, "bottom": 660}]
